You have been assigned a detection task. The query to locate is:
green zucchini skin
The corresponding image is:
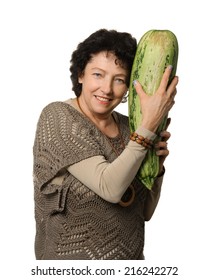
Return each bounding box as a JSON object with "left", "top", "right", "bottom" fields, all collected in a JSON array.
[{"left": 128, "top": 30, "right": 178, "bottom": 190}]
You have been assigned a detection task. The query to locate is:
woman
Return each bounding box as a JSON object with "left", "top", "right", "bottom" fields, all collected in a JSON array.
[{"left": 33, "top": 29, "right": 178, "bottom": 260}]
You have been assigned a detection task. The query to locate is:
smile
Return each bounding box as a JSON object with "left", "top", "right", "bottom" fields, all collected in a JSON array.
[{"left": 94, "top": 95, "right": 113, "bottom": 102}]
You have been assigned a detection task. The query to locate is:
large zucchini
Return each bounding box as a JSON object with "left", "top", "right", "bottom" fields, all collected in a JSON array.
[{"left": 128, "top": 30, "right": 178, "bottom": 190}]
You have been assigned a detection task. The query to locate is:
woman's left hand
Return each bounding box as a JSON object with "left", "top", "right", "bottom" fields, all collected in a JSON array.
[{"left": 155, "top": 118, "right": 171, "bottom": 176}]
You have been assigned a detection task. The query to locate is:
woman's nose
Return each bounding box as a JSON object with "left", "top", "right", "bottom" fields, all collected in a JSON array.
[{"left": 100, "top": 79, "right": 113, "bottom": 94}]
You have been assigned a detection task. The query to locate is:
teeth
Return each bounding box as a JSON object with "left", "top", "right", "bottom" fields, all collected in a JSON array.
[{"left": 96, "top": 96, "right": 110, "bottom": 102}]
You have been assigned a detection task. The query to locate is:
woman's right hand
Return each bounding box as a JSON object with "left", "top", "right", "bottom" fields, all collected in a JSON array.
[{"left": 134, "top": 65, "right": 179, "bottom": 133}]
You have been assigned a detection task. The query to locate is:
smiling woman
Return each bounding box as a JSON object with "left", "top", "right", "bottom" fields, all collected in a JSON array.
[
  {"left": 33, "top": 29, "right": 178, "bottom": 260},
  {"left": 75, "top": 51, "right": 129, "bottom": 133}
]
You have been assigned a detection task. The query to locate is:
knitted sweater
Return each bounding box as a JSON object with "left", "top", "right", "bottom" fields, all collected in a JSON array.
[{"left": 33, "top": 101, "right": 160, "bottom": 260}]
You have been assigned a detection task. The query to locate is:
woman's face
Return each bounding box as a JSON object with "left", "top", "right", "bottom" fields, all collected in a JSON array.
[{"left": 78, "top": 51, "right": 128, "bottom": 118}]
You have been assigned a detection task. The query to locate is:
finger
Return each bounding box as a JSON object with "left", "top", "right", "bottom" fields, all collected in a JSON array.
[
  {"left": 160, "top": 130, "right": 171, "bottom": 141},
  {"left": 173, "top": 88, "right": 177, "bottom": 97},
  {"left": 155, "top": 141, "right": 168, "bottom": 150},
  {"left": 156, "top": 149, "right": 169, "bottom": 157},
  {"left": 158, "top": 65, "right": 173, "bottom": 91},
  {"left": 169, "top": 89, "right": 177, "bottom": 101},
  {"left": 167, "top": 76, "right": 179, "bottom": 96},
  {"left": 133, "top": 80, "right": 146, "bottom": 98}
]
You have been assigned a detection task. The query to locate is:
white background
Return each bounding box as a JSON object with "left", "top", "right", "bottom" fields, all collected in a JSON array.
[{"left": 0, "top": 0, "right": 208, "bottom": 279}]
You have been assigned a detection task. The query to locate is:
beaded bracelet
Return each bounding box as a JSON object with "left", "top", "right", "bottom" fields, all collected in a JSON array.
[{"left": 130, "top": 132, "right": 153, "bottom": 149}]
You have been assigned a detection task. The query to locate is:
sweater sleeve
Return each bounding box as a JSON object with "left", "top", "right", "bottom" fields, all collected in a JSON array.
[
  {"left": 66, "top": 127, "right": 156, "bottom": 203},
  {"left": 33, "top": 102, "right": 104, "bottom": 192}
]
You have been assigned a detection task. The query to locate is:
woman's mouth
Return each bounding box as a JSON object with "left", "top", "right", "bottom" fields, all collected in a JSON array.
[{"left": 94, "top": 95, "right": 112, "bottom": 103}]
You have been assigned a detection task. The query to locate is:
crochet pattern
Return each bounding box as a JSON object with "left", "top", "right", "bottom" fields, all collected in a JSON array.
[{"left": 33, "top": 102, "right": 147, "bottom": 259}]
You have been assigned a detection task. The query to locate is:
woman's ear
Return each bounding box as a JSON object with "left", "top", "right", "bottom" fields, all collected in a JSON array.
[{"left": 78, "top": 72, "right": 84, "bottom": 84}]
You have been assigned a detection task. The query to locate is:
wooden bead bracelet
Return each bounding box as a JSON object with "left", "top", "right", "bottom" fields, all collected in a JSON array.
[{"left": 130, "top": 132, "right": 153, "bottom": 149}]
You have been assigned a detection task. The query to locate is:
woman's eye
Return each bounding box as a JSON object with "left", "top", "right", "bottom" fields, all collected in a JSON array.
[
  {"left": 93, "top": 73, "right": 102, "bottom": 78},
  {"left": 115, "top": 78, "right": 125, "bottom": 84}
]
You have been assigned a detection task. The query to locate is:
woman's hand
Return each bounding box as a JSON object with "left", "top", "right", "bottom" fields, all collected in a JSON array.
[
  {"left": 134, "top": 65, "right": 178, "bottom": 133},
  {"left": 155, "top": 118, "right": 171, "bottom": 175}
]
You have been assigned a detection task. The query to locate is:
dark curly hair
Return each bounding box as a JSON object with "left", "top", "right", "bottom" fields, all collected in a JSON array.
[{"left": 69, "top": 29, "right": 137, "bottom": 97}]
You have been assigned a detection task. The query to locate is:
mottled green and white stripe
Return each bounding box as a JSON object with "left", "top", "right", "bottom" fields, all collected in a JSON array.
[{"left": 128, "top": 30, "right": 178, "bottom": 189}]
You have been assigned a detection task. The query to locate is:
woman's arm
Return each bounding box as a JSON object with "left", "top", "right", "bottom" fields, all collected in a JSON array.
[
  {"left": 67, "top": 126, "right": 156, "bottom": 203},
  {"left": 51, "top": 127, "right": 171, "bottom": 204}
]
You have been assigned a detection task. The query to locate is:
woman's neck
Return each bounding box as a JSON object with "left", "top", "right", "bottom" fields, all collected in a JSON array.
[{"left": 75, "top": 97, "right": 119, "bottom": 138}]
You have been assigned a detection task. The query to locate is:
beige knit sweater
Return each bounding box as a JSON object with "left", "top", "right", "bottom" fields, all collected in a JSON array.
[{"left": 33, "top": 101, "right": 163, "bottom": 260}]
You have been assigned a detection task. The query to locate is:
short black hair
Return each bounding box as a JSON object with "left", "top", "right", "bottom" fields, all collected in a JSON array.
[{"left": 69, "top": 29, "right": 137, "bottom": 97}]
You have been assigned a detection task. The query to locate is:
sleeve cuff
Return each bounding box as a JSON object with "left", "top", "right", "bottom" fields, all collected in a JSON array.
[{"left": 135, "top": 126, "right": 157, "bottom": 141}]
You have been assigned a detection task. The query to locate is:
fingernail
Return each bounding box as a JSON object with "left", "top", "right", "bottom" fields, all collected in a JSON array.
[
  {"left": 133, "top": 80, "right": 137, "bottom": 86},
  {"left": 168, "top": 65, "right": 173, "bottom": 70}
]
